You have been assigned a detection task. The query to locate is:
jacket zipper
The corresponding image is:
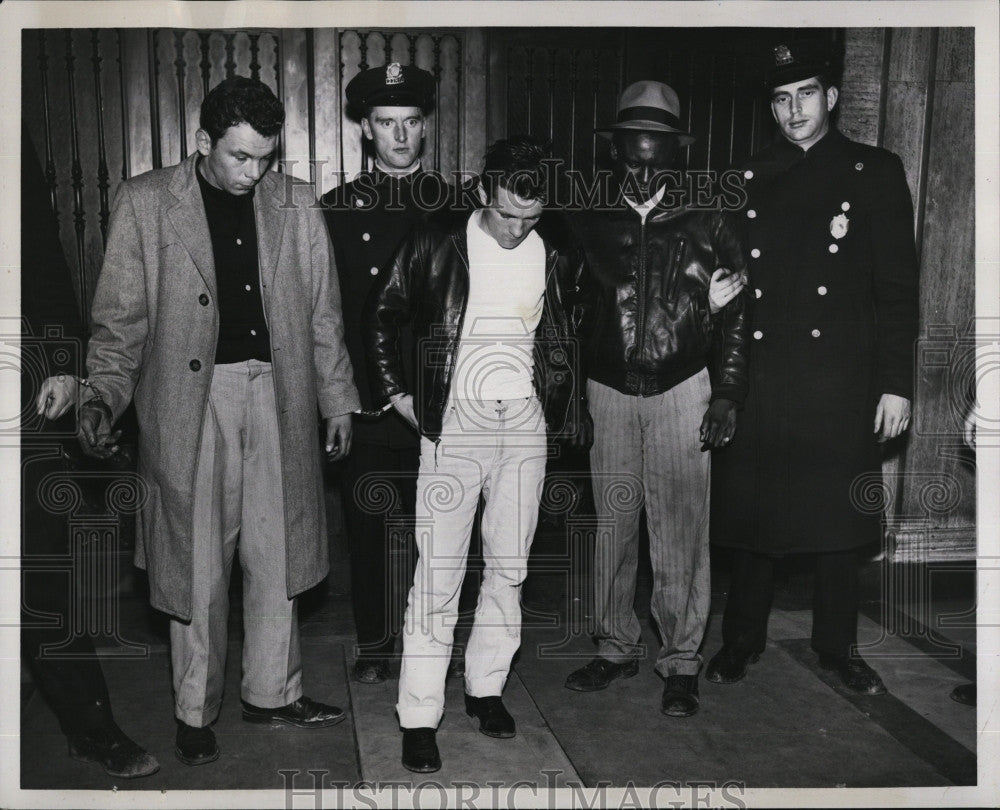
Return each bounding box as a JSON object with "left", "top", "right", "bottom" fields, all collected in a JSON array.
[{"left": 635, "top": 215, "right": 647, "bottom": 393}]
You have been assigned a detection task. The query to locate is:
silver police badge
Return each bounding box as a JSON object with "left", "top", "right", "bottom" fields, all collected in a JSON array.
[
  {"left": 385, "top": 62, "right": 404, "bottom": 85},
  {"left": 830, "top": 212, "right": 850, "bottom": 239},
  {"left": 774, "top": 44, "right": 793, "bottom": 66}
]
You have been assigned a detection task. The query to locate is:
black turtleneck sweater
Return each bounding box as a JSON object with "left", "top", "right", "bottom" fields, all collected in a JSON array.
[{"left": 196, "top": 162, "right": 271, "bottom": 363}]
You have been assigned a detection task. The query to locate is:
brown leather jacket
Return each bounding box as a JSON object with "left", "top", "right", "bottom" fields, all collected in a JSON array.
[
  {"left": 364, "top": 209, "right": 593, "bottom": 442},
  {"left": 570, "top": 201, "right": 749, "bottom": 403}
]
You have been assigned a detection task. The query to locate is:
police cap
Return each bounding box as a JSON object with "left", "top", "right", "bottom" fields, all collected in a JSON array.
[
  {"left": 345, "top": 63, "right": 436, "bottom": 112},
  {"left": 764, "top": 42, "right": 838, "bottom": 89}
]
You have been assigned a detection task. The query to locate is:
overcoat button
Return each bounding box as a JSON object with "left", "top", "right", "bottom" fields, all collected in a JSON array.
[
  {"left": 747, "top": 209, "right": 757, "bottom": 219},
  {"left": 354, "top": 198, "right": 364, "bottom": 208},
  {"left": 370, "top": 266, "right": 379, "bottom": 275},
  {"left": 245, "top": 284, "right": 252, "bottom": 291},
  {"left": 750, "top": 248, "right": 761, "bottom": 258},
  {"left": 198, "top": 294, "right": 209, "bottom": 306},
  {"left": 811, "top": 329, "right": 821, "bottom": 338},
  {"left": 818, "top": 286, "right": 828, "bottom": 295},
  {"left": 841, "top": 202, "right": 851, "bottom": 211},
  {"left": 755, "top": 288, "right": 762, "bottom": 299},
  {"left": 189, "top": 359, "right": 201, "bottom": 371},
  {"left": 753, "top": 330, "right": 763, "bottom": 340},
  {"left": 744, "top": 170, "right": 754, "bottom": 180},
  {"left": 828, "top": 244, "right": 839, "bottom": 253},
  {"left": 362, "top": 232, "right": 371, "bottom": 241},
  {"left": 855, "top": 162, "right": 864, "bottom": 171}
]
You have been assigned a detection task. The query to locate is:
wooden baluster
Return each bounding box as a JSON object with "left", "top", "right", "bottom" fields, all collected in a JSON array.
[
  {"left": 359, "top": 31, "right": 369, "bottom": 72},
  {"left": 147, "top": 30, "right": 162, "bottom": 170},
  {"left": 568, "top": 50, "right": 579, "bottom": 174},
  {"left": 432, "top": 35, "right": 442, "bottom": 172},
  {"left": 198, "top": 31, "right": 211, "bottom": 98},
  {"left": 590, "top": 50, "right": 600, "bottom": 177},
  {"left": 38, "top": 31, "right": 59, "bottom": 223},
  {"left": 65, "top": 32, "right": 88, "bottom": 322},
  {"left": 454, "top": 35, "right": 463, "bottom": 174},
  {"left": 249, "top": 32, "right": 261, "bottom": 81},
  {"left": 91, "top": 30, "right": 111, "bottom": 246},
  {"left": 224, "top": 32, "right": 236, "bottom": 79},
  {"left": 173, "top": 30, "right": 188, "bottom": 160},
  {"left": 117, "top": 30, "right": 130, "bottom": 180},
  {"left": 547, "top": 48, "right": 557, "bottom": 146}
]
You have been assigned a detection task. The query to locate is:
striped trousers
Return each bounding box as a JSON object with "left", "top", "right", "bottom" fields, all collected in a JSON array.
[{"left": 587, "top": 371, "right": 712, "bottom": 677}]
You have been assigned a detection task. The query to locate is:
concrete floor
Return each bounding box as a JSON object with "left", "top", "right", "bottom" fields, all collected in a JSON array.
[{"left": 19, "top": 545, "right": 976, "bottom": 799}]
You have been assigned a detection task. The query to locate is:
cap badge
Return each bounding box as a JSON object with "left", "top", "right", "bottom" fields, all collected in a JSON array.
[
  {"left": 830, "top": 212, "right": 850, "bottom": 239},
  {"left": 385, "top": 62, "right": 404, "bottom": 85},
  {"left": 774, "top": 45, "right": 793, "bottom": 66}
]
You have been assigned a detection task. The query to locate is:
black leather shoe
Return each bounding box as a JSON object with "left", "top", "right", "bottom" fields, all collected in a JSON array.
[
  {"left": 564, "top": 657, "right": 639, "bottom": 692},
  {"left": 401, "top": 727, "right": 441, "bottom": 773},
  {"left": 174, "top": 721, "right": 219, "bottom": 766},
  {"left": 950, "top": 682, "right": 976, "bottom": 706},
  {"left": 68, "top": 722, "right": 160, "bottom": 778},
  {"left": 353, "top": 658, "right": 392, "bottom": 684},
  {"left": 818, "top": 654, "right": 887, "bottom": 696},
  {"left": 464, "top": 694, "right": 516, "bottom": 738},
  {"left": 705, "top": 647, "right": 760, "bottom": 684},
  {"left": 241, "top": 696, "right": 346, "bottom": 728},
  {"left": 661, "top": 674, "right": 700, "bottom": 717}
]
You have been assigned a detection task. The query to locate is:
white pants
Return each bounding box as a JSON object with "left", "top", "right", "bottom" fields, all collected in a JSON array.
[
  {"left": 170, "top": 361, "right": 302, "bottom": 727},
  {"left": 396, "top": 397, "right": 548, "bottom": 729}
]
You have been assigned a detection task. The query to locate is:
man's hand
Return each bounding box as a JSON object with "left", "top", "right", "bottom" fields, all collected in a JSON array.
[
  {"left": 699, "top": 398, "right": 737, "bottom": 449},
  {"left": 77, "top": 399, "right": 122, "bottom": 459},
  {"left": 325, "top": 413, "right": 354, "bottom": 462},
  {"left": 391, "top": 393, "right": 419, "bottom": 432},
  {"left": 709, "top": 268, "right": 747, "bottom": 314},
  {"left": 36, "top": 374, "right": 80, "bottom": 420},
  {"left": 565, "top": 405, "right": 594, "bottom": 450},
  {"left": 874, "top": 393, "right": 911, "bottom": 443}
]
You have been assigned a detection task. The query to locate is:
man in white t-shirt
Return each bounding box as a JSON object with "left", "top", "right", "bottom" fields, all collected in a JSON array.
[{"left": 365, "top": 137, "right": 592, "bottom": 773}]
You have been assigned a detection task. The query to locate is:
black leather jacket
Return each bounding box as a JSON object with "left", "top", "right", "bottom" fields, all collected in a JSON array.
[
  {"left": 571, "top": 200, "right": 749, "bottom": 403},
  {"left": 365, "top": 209, "right": 592, "bottom": 442}
]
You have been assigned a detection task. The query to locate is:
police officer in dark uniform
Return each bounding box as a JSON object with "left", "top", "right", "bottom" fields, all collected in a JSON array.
[
  {"left": 321, "top": 63, "right": 454, "bottom": 684},
  {"left": 708, "top": 43, "right": 919, "bottom": 695}
]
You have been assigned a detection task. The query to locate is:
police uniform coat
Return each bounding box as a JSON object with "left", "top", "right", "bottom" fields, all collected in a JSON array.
[
  {"left": 711, "top": 128, "right": 919, "bottom": 554},
  {"left": 321, "top": 168, "right": 456, "bottom": 447},
  {"left": 86, "top": 154, "right": 360, "bottom": 620}
]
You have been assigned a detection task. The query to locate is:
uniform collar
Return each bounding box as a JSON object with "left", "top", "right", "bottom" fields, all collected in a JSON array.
[
  {"left": 776, "top": 126, "right": 845, "bottom": 161},
  {"left": 371, "top": 162, "right": 422, "bottom": 182}
]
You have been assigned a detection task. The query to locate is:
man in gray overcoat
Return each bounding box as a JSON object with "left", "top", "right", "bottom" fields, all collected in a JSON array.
[{"left": 77, "top": 77, "right": 361, "bottom": 765}]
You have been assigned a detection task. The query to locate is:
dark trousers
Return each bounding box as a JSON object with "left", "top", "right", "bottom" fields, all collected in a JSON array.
[
  {"left": 721, "top": 548, "right": 861, "bottom": 659},
  {"left": 21, "top": 450, "right": 114, "bottom": 736},
  {"left": 340, "top": 441, "right": 420, "bottom": 658}
]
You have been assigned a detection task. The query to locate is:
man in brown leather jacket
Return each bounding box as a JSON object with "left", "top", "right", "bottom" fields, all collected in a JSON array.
[
  {"left": 564, "top": 81, "right": 749, "bottom": 718},
  {"left": 365, "top": 137, "right": 592, "bottom": 772}
]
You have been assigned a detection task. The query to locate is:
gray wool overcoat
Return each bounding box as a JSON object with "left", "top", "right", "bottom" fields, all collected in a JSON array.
[{"left": 86, "top": 154, "right": 360, "bottom": 620}]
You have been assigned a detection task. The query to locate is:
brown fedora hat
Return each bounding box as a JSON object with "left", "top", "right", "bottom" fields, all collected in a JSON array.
[{"left": 596, "top": 80, "right": 695, "bottom": 145}]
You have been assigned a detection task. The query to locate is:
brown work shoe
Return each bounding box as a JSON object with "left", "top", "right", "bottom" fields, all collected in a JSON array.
[
  {"left": 241, "top": 696, "right": 346, "bottom": 728},
  {"left": 564, "top": 657, "right": 639, "bottom": 692},
  {"left": 818, "top": 654, "right": 887, "bottom": 696},
  {"left": 68, "top": 722, "right": 161, "bottom": 778}
]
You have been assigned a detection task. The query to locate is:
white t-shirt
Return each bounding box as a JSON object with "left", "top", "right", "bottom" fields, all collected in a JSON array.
[{"left": 450, "top": 209, "right": 547, "bottom": 402}]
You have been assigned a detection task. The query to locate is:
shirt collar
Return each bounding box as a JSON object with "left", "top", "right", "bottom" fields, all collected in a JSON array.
[{"left": 623, "top": 183, "right": 667, "bottom": 220}]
